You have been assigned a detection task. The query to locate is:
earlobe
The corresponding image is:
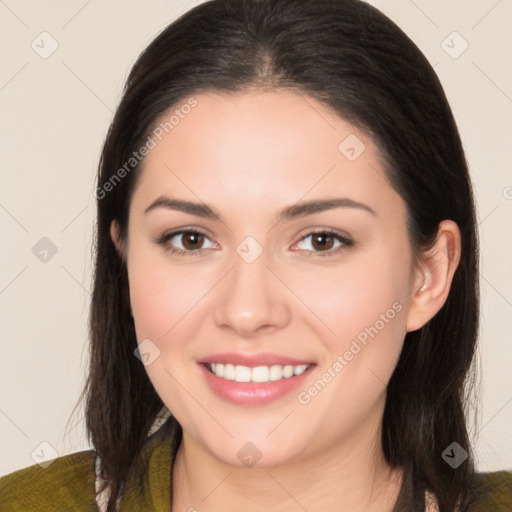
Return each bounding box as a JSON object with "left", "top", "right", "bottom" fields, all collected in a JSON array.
[
  {"left": 406, "top": 220, "right": 461, "bottom": 332},
  {"left": 110, "top": 220, "right": 124, "bottom": 259}
]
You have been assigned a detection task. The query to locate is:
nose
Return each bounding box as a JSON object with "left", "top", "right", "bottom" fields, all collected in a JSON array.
[{"left": 213, "top": 246, "right": 292, "bottom": 338}]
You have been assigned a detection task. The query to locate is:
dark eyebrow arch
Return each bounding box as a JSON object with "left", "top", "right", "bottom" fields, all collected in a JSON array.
[{"left": 144, "top": 196, "right": 377, "bottom": 221}]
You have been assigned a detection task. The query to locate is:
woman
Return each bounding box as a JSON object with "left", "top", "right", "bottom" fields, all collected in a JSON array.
[{"left": 1, "top": 0, "right": 511, "bottom": 510}]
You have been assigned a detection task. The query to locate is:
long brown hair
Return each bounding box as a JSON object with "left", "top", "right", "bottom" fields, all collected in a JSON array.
[{"left": 74, "top": 1, "right": 479, "bottom": 510}]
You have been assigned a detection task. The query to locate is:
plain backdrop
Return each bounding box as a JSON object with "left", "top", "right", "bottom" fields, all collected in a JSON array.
[{"left": 1, "top": 0, "right": 511, "bottom": 476}]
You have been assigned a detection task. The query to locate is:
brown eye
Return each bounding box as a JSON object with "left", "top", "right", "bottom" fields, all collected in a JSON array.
[
  {"left": 310, "top": 233, "right": 335, "bottom": 251},
  {"left": 295, "top": 230, "right": 353, "bottom": 257},
  {"left": 181, "top": 231, "right": 205, "bottom": 250},
  {"left": 155, "top": 229, "right": 217, "bottom": 256}
]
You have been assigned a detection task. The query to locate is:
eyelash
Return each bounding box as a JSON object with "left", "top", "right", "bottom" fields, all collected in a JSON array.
[{"left": 154, "top": 228, "right": 354, "bottom": 258}]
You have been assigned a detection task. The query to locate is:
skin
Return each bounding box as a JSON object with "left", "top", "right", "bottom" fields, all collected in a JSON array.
[{"left": 111, "top": 89, "right": 461, "bottom": 512}]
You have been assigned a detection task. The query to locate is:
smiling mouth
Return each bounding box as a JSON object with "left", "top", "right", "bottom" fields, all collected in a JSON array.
[{"left": 204, "top": 362, "right": 311, "bottom": 383}]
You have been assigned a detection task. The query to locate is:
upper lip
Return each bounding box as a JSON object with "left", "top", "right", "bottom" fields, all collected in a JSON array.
[{"left": 199, "top": 352, "right": 314, "bottom": 367}]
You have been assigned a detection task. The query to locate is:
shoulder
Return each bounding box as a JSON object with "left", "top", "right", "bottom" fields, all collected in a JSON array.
[
  {"left": 0, "top": 449, "right": 98, "bottom": 512},
  {"left": 465, "top": 470, "right": 512, "bottom": 511}
]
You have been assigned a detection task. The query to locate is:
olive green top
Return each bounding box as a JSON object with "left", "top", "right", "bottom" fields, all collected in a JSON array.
[{"left": 1, "top": 423, "right": 511, "bottom": 511}]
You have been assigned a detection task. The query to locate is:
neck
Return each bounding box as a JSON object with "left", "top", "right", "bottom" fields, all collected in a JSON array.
[{"left": 171, "top": 415, "right": 404, "bottom": 512}]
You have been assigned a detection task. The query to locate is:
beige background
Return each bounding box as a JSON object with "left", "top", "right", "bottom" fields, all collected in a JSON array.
[{"left": 0, "top": 0, "right": 511, "bottom": 476}]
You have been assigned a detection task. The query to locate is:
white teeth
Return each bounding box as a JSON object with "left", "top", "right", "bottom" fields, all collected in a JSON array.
[
  {"left": 294, "top": 364, "right": 308, "bottom": 376},
  {"left": 224, "top": 364, "right": 235, "bottom": 380},
  {"left": 252, "top": 366, "right": 270, "bottom": 383},
  {"left": 269, "top": 365, "right": 283, "bottom": 381},
  {"left": 208, "top": 363, "right": 310, "bottom": 383},
  {"left": 234, "top": 365, "right": 252, "bottom": 383},
  {"left": 283, "top": 365, "right": 294, "bottom": 378}
]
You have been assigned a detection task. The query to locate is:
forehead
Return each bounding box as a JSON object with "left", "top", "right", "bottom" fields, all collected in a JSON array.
[{"left": 129, "top": 90, "right": 400, "bottom": 220}]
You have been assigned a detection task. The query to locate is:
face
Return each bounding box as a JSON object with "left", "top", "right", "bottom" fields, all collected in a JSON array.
[{"left": 112, "top": 90, "right": 420, "bottom": 467}]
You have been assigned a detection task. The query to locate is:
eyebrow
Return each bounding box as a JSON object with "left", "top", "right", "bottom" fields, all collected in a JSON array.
[{"left": 144, "top": 196, "right": 377, "bottom": 221}]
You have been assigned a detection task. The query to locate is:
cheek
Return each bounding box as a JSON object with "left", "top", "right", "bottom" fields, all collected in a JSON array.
[
  {"left": 126, "top": 252, "right": 209, "bottom": 421},
  {"left": 289, "top": 270, "right": 407, "bottom": 445},
  {"left": 127, "top": 248, "right": 210, "bottom": 344},
  {"left": 293, "top": 250, "right": 410, "bottom": 345},
  {"left": 297, "top": 247, "right": 410, "bottom": 398}
]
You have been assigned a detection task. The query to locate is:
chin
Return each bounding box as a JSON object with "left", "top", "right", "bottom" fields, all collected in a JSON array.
[{"left": 197, "top": 432, "right": 308, "bottom": 469}]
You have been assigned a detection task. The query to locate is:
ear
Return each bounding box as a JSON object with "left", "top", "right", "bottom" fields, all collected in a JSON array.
[
  {"left": 110, "top": 220, "right": 125, "bottom": 260},
  {"left": 406, "top": 220, "right": 462, "bottom": 332}
]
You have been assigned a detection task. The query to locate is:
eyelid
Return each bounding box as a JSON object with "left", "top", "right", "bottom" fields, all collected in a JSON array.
[
  {"left": 291, "top": 229, "right": 353, "bottom": 256},
  {"left": 295, "top": 227, "right": 353, "bottom": 244},
  {"left": 153, "top": 227, "right": 217, "bottom": 254},
  {"left": 154, "top": 227, "right": 353, "bottom": 257}
]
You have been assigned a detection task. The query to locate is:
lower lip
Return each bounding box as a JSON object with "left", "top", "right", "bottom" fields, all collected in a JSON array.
[{"left": 199, "top": 364, "right": 315, "bottom": 405}]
